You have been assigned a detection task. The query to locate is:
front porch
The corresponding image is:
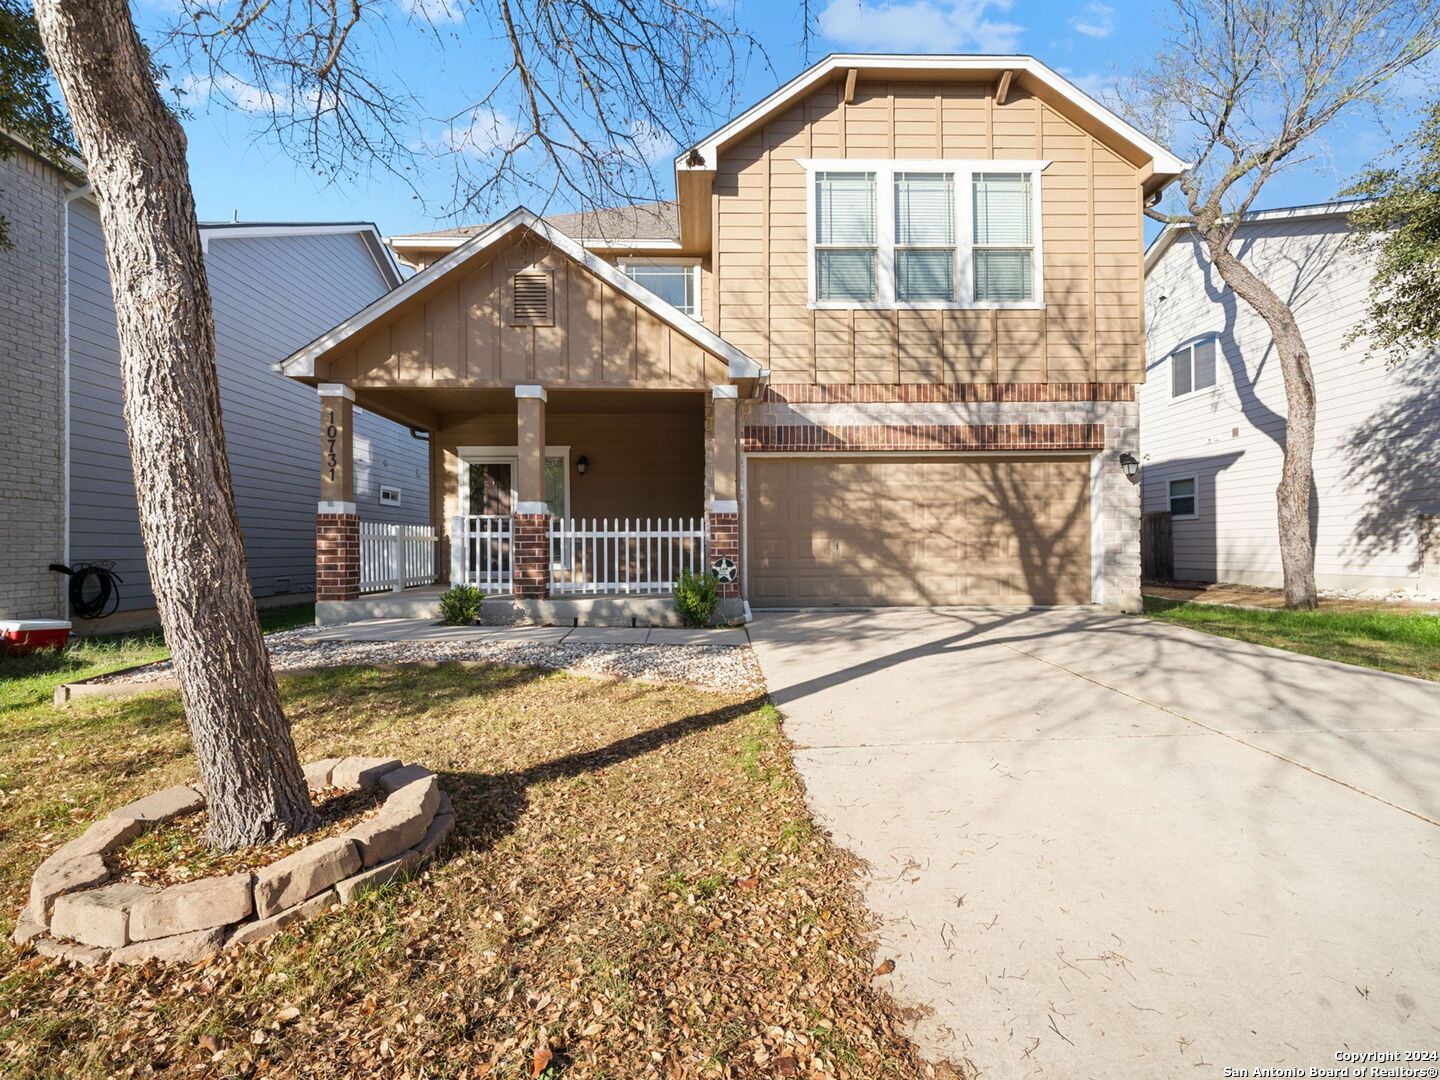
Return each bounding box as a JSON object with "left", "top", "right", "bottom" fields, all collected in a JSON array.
[{"left": 314, "top": 384, "right": 745, "bottom": 627}]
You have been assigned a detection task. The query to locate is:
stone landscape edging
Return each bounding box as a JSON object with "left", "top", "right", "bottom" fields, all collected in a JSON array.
[{"left": 13, "top": 758, "right": 455, "bottom": 967}]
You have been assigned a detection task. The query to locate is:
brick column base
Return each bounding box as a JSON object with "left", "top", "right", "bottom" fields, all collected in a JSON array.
[
  {"left": 706, "top": 511, "right": 741, "bottom": 600},
  {"left": 316, "top": 514, "right": 360, "bottom": 602},
  {"left": 512, "top": 513, "right": 550, "bottom": 599}
]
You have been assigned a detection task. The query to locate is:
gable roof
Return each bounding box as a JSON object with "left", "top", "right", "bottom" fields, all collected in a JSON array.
[
  {"left": 1143, "top": 199, "right": 1371, "bottom": 274},
  {"left": 197, "top": 221, "right": 404, "bottom": 288},
  {"left": 280, "top": 207, "right": 765, "bottom": 381},
  {"left": 677, "top": 53, "right": 1189, "bottom": 184}
]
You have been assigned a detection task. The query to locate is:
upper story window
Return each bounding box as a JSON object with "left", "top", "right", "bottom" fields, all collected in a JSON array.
[
  {"left": 1170, "top": 337, "right": 1218, "bottom": 397},
  {"left": 805, "top": 159, "right": 1046, "bottom": 310},
  {"left": 620, "top": 259, "right": 701, "bottom": 318}
]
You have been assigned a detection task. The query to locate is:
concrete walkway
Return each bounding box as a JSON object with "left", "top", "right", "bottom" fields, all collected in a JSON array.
[
  {"left": 748, "top": 607, "right": 1440, "bottom": 1079},
  {"left": 302, "top": 617, "right": 750, "bottom": 646}
]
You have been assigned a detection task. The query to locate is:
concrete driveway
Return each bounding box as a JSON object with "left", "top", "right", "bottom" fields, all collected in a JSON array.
[{"left": 748, "top": 607, "right": 1440, "bottom": 1079}]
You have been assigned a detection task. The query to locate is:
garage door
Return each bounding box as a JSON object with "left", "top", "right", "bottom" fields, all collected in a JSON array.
[{"left": 747, "top": 456, "right": 1092, "bottom": 607}]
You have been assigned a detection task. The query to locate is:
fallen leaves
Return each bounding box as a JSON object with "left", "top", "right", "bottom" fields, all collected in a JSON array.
[{"left": 0, "top": 664, "right": 936, "bottom": 1078}]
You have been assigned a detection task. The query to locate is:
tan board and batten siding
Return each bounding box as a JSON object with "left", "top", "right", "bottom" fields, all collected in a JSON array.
[
  {"left": 713, "top": 80, "right": 1144, "bottom": 384},
  {"left": 748, "top": 456, "right": 1093, "bottom": 606},
  {"left": 319, "top": 237, "right": 722, "bottom": 390}
]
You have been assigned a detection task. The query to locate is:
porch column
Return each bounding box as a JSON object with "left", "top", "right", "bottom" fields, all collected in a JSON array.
[
  {"left": 707, "top": 385, "right": 742, "bottom": 604},
  {"left": 316, "top": 384, "right": 359, "bottom": 604},
  {"left": 513, "top": 385, "right": 550, "bottom": 599}
]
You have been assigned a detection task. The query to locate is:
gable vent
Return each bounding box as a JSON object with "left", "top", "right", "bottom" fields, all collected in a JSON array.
[{"left": 510, "top": 269, "right": 554, "bottom": 326}]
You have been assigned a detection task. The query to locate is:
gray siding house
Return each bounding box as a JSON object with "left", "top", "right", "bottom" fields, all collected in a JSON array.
[
  {"left": 1, "top": 141, "right": 430, "bottom": 628},
  {"left": 1140, "top": 202, "right": 1440, "bottom": 596}
]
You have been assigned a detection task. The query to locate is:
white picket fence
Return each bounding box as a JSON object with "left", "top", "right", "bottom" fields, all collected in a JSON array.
[
  {"left": 359, "top": 522, "right": 439, "bottom": 594},
  {"left": 451, "top": 515, "right": 513, "bottom": 593},
  {"left": 550, "top": 517, "right": 707, "bottom": 595}
]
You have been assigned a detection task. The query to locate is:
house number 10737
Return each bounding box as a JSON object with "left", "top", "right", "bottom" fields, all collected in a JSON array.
[{"left": 325, "top": 408, "right": 339, "bottom": 482}]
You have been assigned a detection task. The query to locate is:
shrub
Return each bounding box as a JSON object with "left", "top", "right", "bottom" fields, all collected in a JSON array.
[
  {"left": 438, "top": 585, "right": 483, "bottom": 626},
  {"left": 674, "top": 569, "right": 718, "bottom": 628}
]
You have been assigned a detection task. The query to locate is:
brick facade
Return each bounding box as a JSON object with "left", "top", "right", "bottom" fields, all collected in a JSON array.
[
  {"left": 315, "top": 514, "right": 360, "bottom": 602},
  {"left": 706, "top": 512, "right": 741, "bottom": 600},
  {"left": 743, "top": 422, "right": 1104, "bottom": 453},
  {"left": 0, "top": 150, "right": 69, "bottom": 620},
  {"left": 762, "top": 382, "right": 1135, "bottom": 404},
  {"left": 512, "top": 513, "right": 550, "bottom": 598}
]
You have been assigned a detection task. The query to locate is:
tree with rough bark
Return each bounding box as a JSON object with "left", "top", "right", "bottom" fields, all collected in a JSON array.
[
  {"left": 1344, "top": 99, "right": 1440, "bottom": 365},
  {"left": 1129, "top": 0, "right": 1439, "bottom": 609},
  {"left": 0, "top": 0, "right": 75, "bottom": 249},
  {"left": 30, "top": 0, "right": 756, "bottom": 847}
]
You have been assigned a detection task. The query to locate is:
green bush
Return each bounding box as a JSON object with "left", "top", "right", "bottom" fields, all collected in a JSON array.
[
  {"left": 674, "top": 569, "right": 719, "bottom": 628},
  {"left": 438, "top": 585, "right": 483, "bottom": 626}
]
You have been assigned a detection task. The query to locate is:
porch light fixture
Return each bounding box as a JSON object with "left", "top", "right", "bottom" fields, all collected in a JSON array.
[
  {"left": 576, "top": 455, "right": 589, "bottom": 475},
  {"left": 1119, "top": 453, "right": 1140, "bottom": 482}
]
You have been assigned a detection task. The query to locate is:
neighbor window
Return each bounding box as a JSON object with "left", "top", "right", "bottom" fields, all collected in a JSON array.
[
  {"left": 814, "top": 171, "right": 878, "bottom": 302},
  {"left": 1171, "top": 338, "right": 1218, "bottom": 397},
  {"left": 972, "top": 172, "right": 1035, "bottom": 303},
  {"left": 807, "top": 160, "right": 1043, "bottom": 308},
  {"left": 1168, "top": 477, "right": 1198, "bottom": 518},
  {"left": 621, "top": 260, "right": 701, "bottom": 317},
  {"left": 379, "top": 485, "right": 402, "bottom": 506}
]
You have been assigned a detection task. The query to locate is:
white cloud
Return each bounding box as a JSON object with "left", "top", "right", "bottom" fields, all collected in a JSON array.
[
  {"left": 1069, "top": 2, "right": 1115, "bottom": 39},
  {"left": 816, "top": 0, "right": 1023, "bottom": 53},
  {"left": 396, "top": 0, "right": 467, "bottom": 22},
  {"left": 630, "top": 121, "right": 678, "bottom": 165},
  {"left": 1062, "top": 68, "right": 1126, "bottom": 106},
  {"left": 418, "top": 107, "right": 523, "bottom": 159},
  {"left": 181, "top": 74, "right": 318, "bottom": 115}
]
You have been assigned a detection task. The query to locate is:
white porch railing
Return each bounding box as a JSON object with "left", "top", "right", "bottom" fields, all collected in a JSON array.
[
  {"left": 359, "top": 522, "right": 439, "bottom": 594},
  {"left": 451, "top": 515, "right": 514, "bottom": 593},
  {"left": 551, "top": 517, "right": 706, "bottom": 595}
]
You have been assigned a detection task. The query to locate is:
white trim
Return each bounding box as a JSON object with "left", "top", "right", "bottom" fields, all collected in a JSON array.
[
  {"left": 199, "top": 223, "right": 380, "bottom": 242},
  {"left": 1166, "top": 336, "right": 1220, "bottom": 399},
  {"left": 1143, "top": 199, "right": 1373, "bottom": 273},
  {"left": 318, "top": 500, "right": 356, "bottom": 515},
  {"left": 515, "top": 501, "right": 550, "bottom": 515},
  {"left": 387, "top": 235, "right": 683, "bottom": 254},
  {"left": 60, "top": 187, "right": 90, "bottom": 618},
  {"left": 1090, "top": 453, "right": 1104, "bottom": 605},
  {"left": 712, "top": 385, "right": 739, "bottom": 399},
  {"left": 802, "top": 159, "right": 1047, "bottom": 310},
  {"left": 514, "top": 384, "right": 548, "bottom": 401},
  {"left": 1167, "top": 474, "right": 1200, "bottom": 520},
  {"left": 282, "top": 207, "right": 763, "bottom": 381},
  {"left": 618, "top": 256, "right": 702, "bottom": 319},
  {"left": 709, "top": 498, "right": 740, "bottom": 514},
  {"left": 318, "top": 383, "right": 356, "bottom": 401},
  {"left": 678, "top": 55, "right": 1188, "bottom": 178},
  {"left": 740, "top": 448, "right": 1092, "bottom": 460}
]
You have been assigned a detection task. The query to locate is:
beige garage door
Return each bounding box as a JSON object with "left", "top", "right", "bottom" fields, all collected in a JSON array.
[{"left": 747, "top": 456, "right": 1093, "bottom": 607}]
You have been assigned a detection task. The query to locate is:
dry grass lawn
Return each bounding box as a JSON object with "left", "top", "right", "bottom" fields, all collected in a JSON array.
[{"left": 0, "top": 663, "right": 938, "bottom": 1078}]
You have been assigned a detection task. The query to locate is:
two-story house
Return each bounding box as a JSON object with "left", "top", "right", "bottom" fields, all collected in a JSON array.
[
  {"left": 1141, "top": 201, "right": 1440, "bottom": 597},
  {"left": 281, "top": 54, "right": 1186, "bottom": 625}
]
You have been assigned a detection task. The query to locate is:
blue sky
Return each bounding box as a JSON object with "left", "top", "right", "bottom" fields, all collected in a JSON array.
[{"left": 133, "top": 0, "right": 1432, "bottom": 239}]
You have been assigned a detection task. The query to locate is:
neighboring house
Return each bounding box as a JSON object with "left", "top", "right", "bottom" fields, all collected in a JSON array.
[
  {"left": 282, "top": 54, "right": 1187, "bottom": 625},
  {"left": 1141, "top": 201, "right": 1440, "bottom": 595},
  {"left": 0, "top": 140, "right": 429, "bottom": 629}
]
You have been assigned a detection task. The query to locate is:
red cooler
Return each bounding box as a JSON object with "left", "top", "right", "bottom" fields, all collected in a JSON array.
[{"left": 0, "top": 620, "right": 72, "bottom": 655}]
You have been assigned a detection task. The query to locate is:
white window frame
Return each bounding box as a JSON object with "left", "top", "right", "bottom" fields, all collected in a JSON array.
[
  {"left": 378, "top": 485, "right": 402, "bottom": 506},
  {"left": 1169, "top": 335, "right": 1220, "bottom": 399},
  {"left": 801, "top": 158, "right": 1048, "bottom": 311},
  {"left": 1167, "top": 474, "right": 1200, "bottom": 520},
  {"left": 457, "top": 445, "right": 572, "bottom": 521},
  {"left": 618, "top": 257, "right": 702, "bottom": 320}
]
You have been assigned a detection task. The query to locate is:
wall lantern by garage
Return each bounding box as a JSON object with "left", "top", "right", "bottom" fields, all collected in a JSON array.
[
  {"left": 576, "top": 455, "right": 589, "bottom": 475},
  {"left": 1118, "top": 453, "right": 1140, "bottom": 482}
]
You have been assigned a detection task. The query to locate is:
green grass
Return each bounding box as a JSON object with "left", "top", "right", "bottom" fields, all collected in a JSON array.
[
  {"left": 0, "top": 603, "right": 314, "bottom": 712},
  {"left": 1143, "top": 596, "right": 1440, "bottom": 681}
]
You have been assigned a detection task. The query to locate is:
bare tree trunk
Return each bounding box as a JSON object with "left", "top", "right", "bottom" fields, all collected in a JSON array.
[
  {"left": 1204, "top": 236, "right": 1320, "bottom": 609},
  {"left": 34, "top": 0, "right": 317, "bottom": 846}
]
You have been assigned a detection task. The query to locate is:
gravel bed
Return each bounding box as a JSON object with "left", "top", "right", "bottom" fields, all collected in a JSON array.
[{"left": 93, "top": 627, "right": 767, "bottom": 694}]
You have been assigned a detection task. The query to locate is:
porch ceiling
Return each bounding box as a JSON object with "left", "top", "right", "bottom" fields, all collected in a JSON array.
[{"left": 355, "top": 386, "right": 705, "bottom": 431}]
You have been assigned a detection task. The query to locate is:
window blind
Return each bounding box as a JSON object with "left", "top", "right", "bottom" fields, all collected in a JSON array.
[
  {"left": 1192, "top": 338, "right": 1217, "bottom": 389},
  {"left": 816, "top": 171, "right": 878, "bottom": 301},
  {"left": 973, "top": 172, "right": 1032, "bottom": 245},
  {"left": 894, "top": 173, "right": 955, "bottom": 301}
]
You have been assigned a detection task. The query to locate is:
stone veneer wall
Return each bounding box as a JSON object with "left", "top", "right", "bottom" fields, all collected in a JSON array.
[
  {"left": 740, "top": 395, "right": 1142, "bottom": 613},
  {"left": 0, "top": 150, "right": 69, "bottom": 620}
]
